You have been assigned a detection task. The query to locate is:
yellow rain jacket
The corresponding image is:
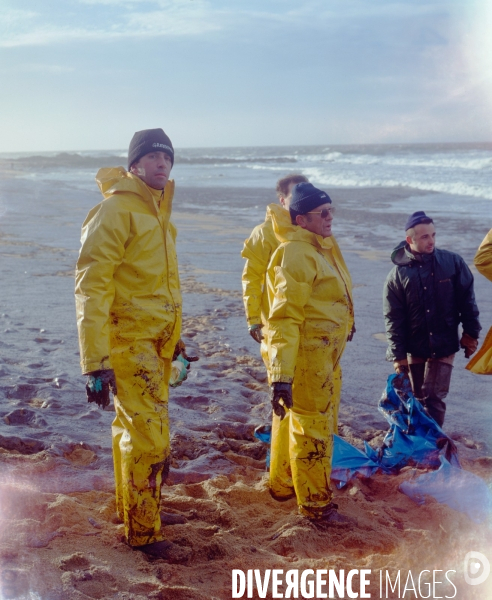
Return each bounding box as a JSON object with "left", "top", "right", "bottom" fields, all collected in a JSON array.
[
  {"left": 466, "top": 229, "right": 492, "bottom": 374},
  {"left": 474, "top": 229, "right": 492, "bottom": 282},
  {"left": 241, "top": 204, "right": 292, "bottom": 380},
  {"left": 241, "top": 203, "right": 292, "bottom": 326},
  {"left": 265, "top": 212, "right": 353, "bottom": 517},
  {"left": 75, "top": 167, "right": 181, "bottom": 546}
]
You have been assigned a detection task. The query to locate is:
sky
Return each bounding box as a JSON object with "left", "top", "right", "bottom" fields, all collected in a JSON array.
[{"left": 1, "top": 0, "right": 491, "bottom": 152}]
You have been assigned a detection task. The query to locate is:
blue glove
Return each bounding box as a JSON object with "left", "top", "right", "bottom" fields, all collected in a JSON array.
[
  {"left": 248, "top": 324, "right": 264, "bottom": 343},
  {"left": 85, "top": 369, "right": 117, "bottom": 408},
  {"left": 170, "top": 354, "right": 190, "bottom": 388}
]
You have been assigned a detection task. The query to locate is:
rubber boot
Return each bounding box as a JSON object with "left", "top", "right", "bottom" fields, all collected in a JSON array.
[
  {"left": 307, "top": 502, "right": 356, "bottom": 528},
  {"left": 409, "top": 362, "right": 425, "bottom": 399},
  {"left": 134, "top": 540, "right": 191, "bottom": 563},
  {"left": 421, "top": 362, "right": 453, "bottom": 427}
]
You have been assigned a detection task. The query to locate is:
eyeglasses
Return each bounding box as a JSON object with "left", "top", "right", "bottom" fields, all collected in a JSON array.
[{"left": 306, "top": 207, "right": 335, "bottom": 218}]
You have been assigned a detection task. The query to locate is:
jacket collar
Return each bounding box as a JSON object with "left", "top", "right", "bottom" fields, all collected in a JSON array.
[
  {"left": 95, "top": 166, "right": 175, "bottom": 220},
  {"left": 269, "top": 205, "right": 336, "bottom": 250},
  {"left": 391, "top": 240, "right": 435, "bottom": 266}
]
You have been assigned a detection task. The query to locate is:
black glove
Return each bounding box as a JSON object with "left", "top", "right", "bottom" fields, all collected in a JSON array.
[
  {"left": 173, "top": 339, "right": 199, "bottom": 363},
  {"left": 85, "top": 369, "right": 117, "bottom": 409},
  {"left": 271, "top": 382, "right": 293, "bottom": 420}
]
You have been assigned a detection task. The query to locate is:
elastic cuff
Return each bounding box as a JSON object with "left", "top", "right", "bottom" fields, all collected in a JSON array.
[
  {"left": 128, "top": 534, "right": 166, "bottom": 548},
  {"left": 298, "top": 501, "right": 333, "bottom": 519},
  {"left": 81, "top": 359, "right": 112, "bottom": 374},
  {"left": 270, "top": 375, "right": 294, "bottom": 384}
]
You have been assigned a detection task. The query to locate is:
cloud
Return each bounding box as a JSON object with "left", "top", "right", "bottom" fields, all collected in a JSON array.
[
  {"left": 1, "top": 0, "right": 456, "bottom": 48},
  {"left": 0, "top": 63, "right": 75, "bottom": 74},
  {"left": 3, "top": 8, "right": 37, "bottom": 24},
  {"left": 460, "top": 0, "right": 492, "bottom": 107},
  {"left": 0, "top": 0, "right": 220, "bottom": 47}
]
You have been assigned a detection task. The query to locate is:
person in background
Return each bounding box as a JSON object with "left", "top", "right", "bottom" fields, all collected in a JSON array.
[
  {"left": 241, "top": 174, "right": 308, "bottom": 475},
  {"left": 241, "top": 173, "right": 308, "bottom": 356},
  {"left": 473, "top": 228, "right": 492, "bottom": 282},
  {"left": 383, "top": 211, "right": 481, "bottom": 427},
  {"left": 75, "top": 128, "right": 196, "bottom": 561},
  {"left": 466, "top": 228, "right": 492, "bottom": 375},
  {"left": 265, "top": 182, "right": 354, "bottom": 523}
]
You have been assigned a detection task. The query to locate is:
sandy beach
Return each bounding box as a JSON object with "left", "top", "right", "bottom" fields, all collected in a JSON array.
[{"left": 0, "top": 162, "right": 491, "bottom": 599}]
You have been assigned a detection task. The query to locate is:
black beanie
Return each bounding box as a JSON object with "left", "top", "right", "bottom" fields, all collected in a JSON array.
[
  {"left": 405, "top": 211, "right": 433, "bottom": 232},
  {"left": 289, "top": 182, "right": 331, "bottom": 221},
  {"left": 127, "top": 128, "right": 174, "bottom": 170}
]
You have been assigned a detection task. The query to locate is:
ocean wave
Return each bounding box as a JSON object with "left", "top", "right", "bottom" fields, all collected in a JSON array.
[
  {"left": 177, "top": 156, "right": 297, "bottom": 165},
  {"left": 383, "top": 156, "right": 492, "bottom": 170},
  {"left": 304, "top": 167, "right": 492, "bottom": 200},
  {"left": 300, "top": 152, "right": 344, "bottom": 163},
  {"left": 11, "top": 152, "right": 298, "bottom": 169},
  {"left": 307, "top": 153, "right": 492, "bottom": 171},
  {"left": 246, "top": 164, "right": 288, "bottom": 171},
  {"left": 275, "top": 146, "right": 492, "bottom": 171},
  {"left": 11, "top": 152, "right": 124, "bottom": 169}
]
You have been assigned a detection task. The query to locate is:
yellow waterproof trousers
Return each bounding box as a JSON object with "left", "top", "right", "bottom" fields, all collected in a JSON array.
[
  {"left": 260, "top": 322, "right": 271, "bottom": 384},
  {"left": 111, "top": 339, "right": 171, "bottom": 547},
  {"left": 269, "top": 336, "right": 342, "bottom": 518}
]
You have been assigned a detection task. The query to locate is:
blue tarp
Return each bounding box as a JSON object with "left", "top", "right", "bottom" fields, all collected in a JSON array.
[
  {"left": 400, "top": 456, "right": 492, "bottom": 524},
  {"left": 365, "top": 372, "right": 460, "bottom": 471},
  {"left": 254, "top": 424, "right": 271, "bottom": 469},
  {"left": 255, "top": 373, "right": 492, "bottom": 522},
  {"left": 331, "top": 434, "right": 379, "bottom": 487},
  {"left": 331, "top": 372, "right": 460, "bottom": 486}
]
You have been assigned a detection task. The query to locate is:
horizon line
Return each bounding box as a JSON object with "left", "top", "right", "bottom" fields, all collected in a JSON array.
[{"left": 1, "top": 140, "right": 492, "bottom": 157}]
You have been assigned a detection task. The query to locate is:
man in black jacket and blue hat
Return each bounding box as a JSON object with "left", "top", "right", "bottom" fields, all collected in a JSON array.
[{"left": 383, "top": 211, "right": 481, "bottom": 426}]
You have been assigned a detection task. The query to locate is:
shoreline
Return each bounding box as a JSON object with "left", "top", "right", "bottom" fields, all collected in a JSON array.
[{"left": 0, "top": 174, "right": 491, "bottom": 598}]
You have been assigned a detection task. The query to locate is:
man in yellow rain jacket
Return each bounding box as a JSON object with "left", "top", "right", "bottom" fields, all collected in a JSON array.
[
  {"left": 241, "top": 173, "right": 308, "bottom": 369},
  {"left": 75, "top": 128, "right": 191, "bottom": 560},
  {"left": 467, "top": 229, "right": 492, "bottom": 374},
  {"left": 265, "top": 182, "right": 354, "bottom": 523}
]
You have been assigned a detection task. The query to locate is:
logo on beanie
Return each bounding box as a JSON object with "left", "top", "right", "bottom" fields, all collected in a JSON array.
[{"left": 152, "top": 143, "right": 173, "bottom": 154}]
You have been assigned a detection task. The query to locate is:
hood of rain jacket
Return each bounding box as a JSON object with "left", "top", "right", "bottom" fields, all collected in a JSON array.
[{"left": 241, "top": 203, "right": 293, "bottom": 325}]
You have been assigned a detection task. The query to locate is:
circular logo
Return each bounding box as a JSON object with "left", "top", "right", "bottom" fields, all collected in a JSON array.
[{"left": 464, "top": 551, "right": 490, "bottom": 586}]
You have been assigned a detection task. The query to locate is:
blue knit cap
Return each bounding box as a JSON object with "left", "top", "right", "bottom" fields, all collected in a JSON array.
[
  {"left": 405, "top": 211, "right": 433, "bottom": 232},
  {"left": 289, "top": 182, "right": 331, "bottom": 221}
]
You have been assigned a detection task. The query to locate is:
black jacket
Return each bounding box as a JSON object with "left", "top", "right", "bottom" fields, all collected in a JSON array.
[{"left": 383, "top": 242, "right": 481, "bottom": 361}]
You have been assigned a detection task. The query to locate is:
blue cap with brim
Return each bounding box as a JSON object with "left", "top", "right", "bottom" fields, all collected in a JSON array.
[{"left": 289, "top": 182, "right": 331, "bottom": 221}]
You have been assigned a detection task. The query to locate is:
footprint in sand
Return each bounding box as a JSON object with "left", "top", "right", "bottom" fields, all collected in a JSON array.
[
  {"left": 3, "top": 408, "right": 47, "bottom": 428},
  {"left": 6, "top": 384, "right": 38, "bottom": 399},
  {"left": 63, "top": 445, "right": 97, "bottom": 466},
  {"left": 0, "top": 568, "right": 28, "bottom": 599},
  {"left": 61, "top": 565, "right": 118, "bottom": 598},
  {"left": 58, "top": 553, "right": 91, "bottom": 571},
  {"left": 0, "top": 435, "right": 45, "bottom": 454}
]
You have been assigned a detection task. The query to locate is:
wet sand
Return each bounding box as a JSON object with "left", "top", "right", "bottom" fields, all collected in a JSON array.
[{"left": 0, "top": 172, "right": 491, "bottom": 598}]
